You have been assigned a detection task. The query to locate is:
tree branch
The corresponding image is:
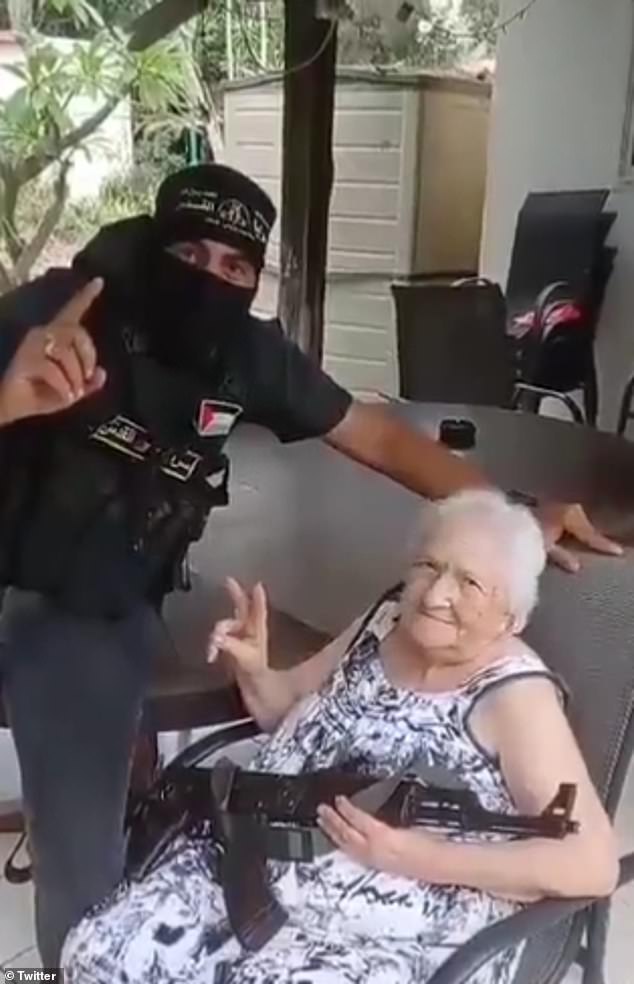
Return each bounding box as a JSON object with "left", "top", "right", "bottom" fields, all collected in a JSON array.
[
  {"left": 0, "top": 254, "right": 15, "bottom": 294},
  {"left": 0, "top": 163, "right": 25, "bottom": 265},
  {"left": 14, "top": 159, "right": 70, "bottom": 283},
  {"left": 7, "top": 0, "right": 33, "bottom": 34},
  {"left": 12, "top": 0, "right": 199, "bottom": 189},
  {"left": 17, "top": 92, "right": 122, "bottom": 187},
  {"left": 127, "top": 0, "right": 205, "bottom": 54},
  {"left": 0, "top": 0, "right": 200, "bottom": 288}
]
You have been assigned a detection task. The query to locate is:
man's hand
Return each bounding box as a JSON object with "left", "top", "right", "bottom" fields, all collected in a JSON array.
[
  {"left": 317, "top": 795, "right": 433, "bottom": 878},
  {"left": 535, "top": 502, "right": 623, "bottom": 573},
  {"left": 0, "top": 278, "right": 106, "bottom": 427},
  {"left": 327, "top": 403, "right": 624, "bottom": 575}
]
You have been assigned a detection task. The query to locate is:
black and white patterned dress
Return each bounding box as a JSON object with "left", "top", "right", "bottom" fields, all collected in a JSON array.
[{"left": 63, "top": 590, "right": 562, "bottom": 984}]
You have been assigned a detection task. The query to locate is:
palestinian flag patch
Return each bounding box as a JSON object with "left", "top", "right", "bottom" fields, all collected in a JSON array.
[{"left": 196, "top": 400, "right": 243, "bottom": 438}]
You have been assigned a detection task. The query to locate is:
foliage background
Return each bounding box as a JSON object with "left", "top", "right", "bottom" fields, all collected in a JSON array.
[{"left": 0, "top": 0, "right": 498, "bottom": 285}]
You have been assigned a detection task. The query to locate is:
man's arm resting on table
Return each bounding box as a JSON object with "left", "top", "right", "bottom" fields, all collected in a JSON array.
[
  {"left": 324, "top": 400, "right": 489, "bottom": 500},
  {"left": 324, "top": 401, "right": 623, "bottom": 569}
]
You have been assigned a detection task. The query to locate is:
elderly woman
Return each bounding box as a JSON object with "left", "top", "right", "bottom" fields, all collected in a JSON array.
[{"left": 62, "top": 491, "right": 618, "bottom": 984}]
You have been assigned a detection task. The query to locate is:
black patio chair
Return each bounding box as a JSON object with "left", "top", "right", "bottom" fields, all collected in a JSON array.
[
  {"left": 505, "top": 190, "right": 613, "bottom": 332},
  {"left": 390, "top": 190, "right": 616, "bottom": 425},
  {"left": 390, "top": 279, "right": 590, "bottom": 423},
  {"left": 390, "top": 278, "right": 516, "bottom": 408},
  {"left": 505, "top": 191, "right": 617, "bottom": 428},
  {"left": 510, "top": 280, "right": 596, "bottom": 426},
  {"left": 159, "top": 551, "right": 634, "bottom": 984}
]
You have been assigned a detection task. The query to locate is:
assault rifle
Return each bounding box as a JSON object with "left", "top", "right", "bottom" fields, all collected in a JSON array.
[{"left": 126, "top": 762, "right": 578, "bottom": 953}]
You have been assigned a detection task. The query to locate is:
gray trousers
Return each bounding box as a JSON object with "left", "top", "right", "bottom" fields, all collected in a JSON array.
[{"left": 0, "top": 589, "right": 163, "bottom": 966}]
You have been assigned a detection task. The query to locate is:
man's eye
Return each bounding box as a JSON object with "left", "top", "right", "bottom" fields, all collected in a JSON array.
[{"left": 169, "top": 245, "right": 198, "bottom": 265}]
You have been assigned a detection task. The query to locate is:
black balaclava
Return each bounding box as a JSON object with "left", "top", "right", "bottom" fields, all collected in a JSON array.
[{"left": 146, "top": 164, "right": 277, "bottom": 373}]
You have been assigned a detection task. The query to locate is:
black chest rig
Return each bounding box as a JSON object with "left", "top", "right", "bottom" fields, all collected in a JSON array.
[{"left": 0, "top": 316, "right": 242, "bottom": 618}]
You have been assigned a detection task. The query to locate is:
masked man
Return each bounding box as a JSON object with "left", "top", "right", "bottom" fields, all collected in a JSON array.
[{"left": 0, "top": 164, "right": 619, "bottom": 964}]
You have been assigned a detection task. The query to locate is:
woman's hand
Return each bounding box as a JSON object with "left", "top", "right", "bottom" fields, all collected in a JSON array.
[
  {"left": 208, "top": 577, "right": 269, "bottom": 675},
  {"left": 536, "top": 502, "right": 623, "bottom": 573},
  {"left": 317, "top": 796, "right": 433, "bottom": 879},
  {"left": 0, "top": 279, "right": 106, "bottom": 426}
]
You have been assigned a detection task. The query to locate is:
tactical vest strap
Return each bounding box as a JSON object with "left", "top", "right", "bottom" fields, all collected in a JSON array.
[{"left": 0, "top": 365, "right": 236, "bottom": 616}]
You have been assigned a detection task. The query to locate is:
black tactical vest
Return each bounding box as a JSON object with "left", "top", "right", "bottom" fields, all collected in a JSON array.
[{"left": 0, "top": 316, "right": 241, "bottom": 618}]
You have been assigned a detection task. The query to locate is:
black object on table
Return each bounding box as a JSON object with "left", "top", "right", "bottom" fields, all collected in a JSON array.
[{"left": 439, "top": 418, "right": 476, "bottom": 451}]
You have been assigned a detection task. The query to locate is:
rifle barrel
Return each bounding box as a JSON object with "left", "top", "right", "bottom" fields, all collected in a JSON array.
[{"left": 405, "top": 797, "right": 578, "bottom": 839}]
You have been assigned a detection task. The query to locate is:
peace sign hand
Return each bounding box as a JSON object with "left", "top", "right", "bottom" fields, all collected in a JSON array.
[
  {"left": 0, "top": 278, "right": 106, "bottom": 426},
  {"left": 208, "top": 577, "right": 270, "bottom": 675}
]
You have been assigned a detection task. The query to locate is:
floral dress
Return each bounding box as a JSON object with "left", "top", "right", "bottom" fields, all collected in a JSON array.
[{"left": 63, "top": 589, "right": 562, "bottom": 984}]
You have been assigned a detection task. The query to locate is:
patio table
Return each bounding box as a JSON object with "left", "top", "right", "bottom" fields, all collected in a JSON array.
[{"left": 155, "top": 402, "right": 634, "bottom": 718}]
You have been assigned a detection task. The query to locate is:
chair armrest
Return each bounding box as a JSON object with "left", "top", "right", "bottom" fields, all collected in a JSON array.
[
  {"left": 427, "top": 850, "right": 634, "bottom": 984},
  {"left": 533, "top": 281, "right": 571, "bottom": 335},
  {"left": 163, "top": 718, "right": 261, "bottom": 775},
  {"left": 365, "top": 391, "right": 408, "bottom": 404},
  {"left": 512, "top": 382, "right": 585, "bottom": 424},
  {"left": 426, "top": 895, "right": 594, "bottom": 984}
]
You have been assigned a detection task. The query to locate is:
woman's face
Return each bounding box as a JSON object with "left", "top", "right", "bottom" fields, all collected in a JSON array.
[{"left": 399, "top": 520, "right": 514, "bottom": 664}]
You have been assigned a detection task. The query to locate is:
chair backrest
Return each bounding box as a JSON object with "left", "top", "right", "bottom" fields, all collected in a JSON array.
[
  {"left": 505, "top": 190, "right": 611, "bottom": 326},
  {"left": 391, "top": 281, "right": 515, "bottom": 407},
  {"left": 513, "top": 553, "right": 634, "bottom": 982}
]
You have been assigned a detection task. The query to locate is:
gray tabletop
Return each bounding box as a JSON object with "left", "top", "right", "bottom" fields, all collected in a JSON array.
[{"left": 165, "top": 403, "right": 634, "bottom": 648}]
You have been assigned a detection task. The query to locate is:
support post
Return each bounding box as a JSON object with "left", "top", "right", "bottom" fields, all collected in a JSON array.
[{"left": 278, "top": 1, "right": 337, "bottom": 362}]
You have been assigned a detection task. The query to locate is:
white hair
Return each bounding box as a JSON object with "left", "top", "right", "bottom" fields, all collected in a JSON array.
[{"left": 418, "top": 490, "right": 547, "bottom": 630}]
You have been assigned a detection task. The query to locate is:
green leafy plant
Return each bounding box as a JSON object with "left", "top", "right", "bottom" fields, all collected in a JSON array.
[
  {"left": 0, "top": 0, "right": 199, "bottom": 290},
  {"left": 461, "top": 0, "right": 498, "bottom": 53}
]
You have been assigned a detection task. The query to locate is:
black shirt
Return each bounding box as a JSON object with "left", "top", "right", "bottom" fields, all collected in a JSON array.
[
  {"left": 229, "top": 314, "right": 352, "bottom": 442},
  {"left": 0, "top": 268, "right": 352, "bottom": 445}
]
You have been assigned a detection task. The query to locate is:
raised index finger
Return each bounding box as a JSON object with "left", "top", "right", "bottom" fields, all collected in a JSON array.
[{"left": 52, "top": 277, "right": 104, "bottom": 327}]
